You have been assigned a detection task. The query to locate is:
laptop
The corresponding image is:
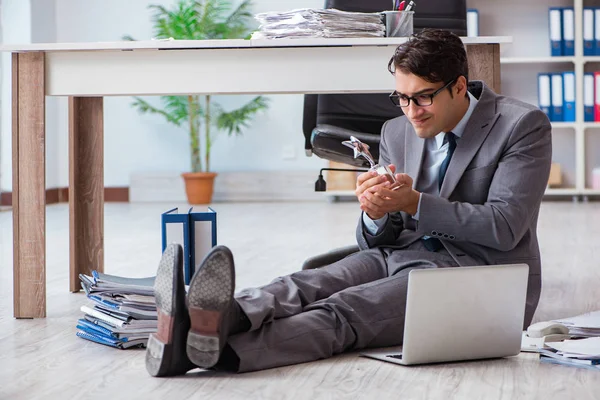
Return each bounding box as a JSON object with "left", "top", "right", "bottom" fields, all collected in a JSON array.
[{"left": 360, "top": 263, "right": 529, "bottom": 366}]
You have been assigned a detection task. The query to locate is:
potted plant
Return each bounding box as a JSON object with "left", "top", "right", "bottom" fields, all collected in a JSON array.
[{"left": 124, "top": 0, "right": 269, "bottom": 204}]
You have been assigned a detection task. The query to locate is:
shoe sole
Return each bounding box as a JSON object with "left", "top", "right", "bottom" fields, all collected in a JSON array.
[
  {"left": 186, "top": 246, "right": 235, "bottom": 369},
  {"left": 146, "top": 244, "right": 182, "bottom": 377}
]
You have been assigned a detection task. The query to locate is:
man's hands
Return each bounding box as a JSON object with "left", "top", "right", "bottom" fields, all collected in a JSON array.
[{"left": 355, "top": 164, "right": 421, "bottom": 220}]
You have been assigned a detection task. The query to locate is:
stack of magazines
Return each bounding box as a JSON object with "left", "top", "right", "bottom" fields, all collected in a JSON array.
[
  {"left": 76, "top": 271, "right": 157, "bottom": 349},
  {"left": 251, "top": 8, "right": 385, "bottom": 39}
]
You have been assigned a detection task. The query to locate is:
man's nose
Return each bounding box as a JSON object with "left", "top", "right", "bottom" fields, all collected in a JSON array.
[{"left": 405, "top": 101, "right": 424, "bottom": 118}]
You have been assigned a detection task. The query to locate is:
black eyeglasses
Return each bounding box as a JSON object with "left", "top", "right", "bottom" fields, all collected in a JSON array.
[{"left": 389, "top": 78, "right": 457, "bottom": 108}]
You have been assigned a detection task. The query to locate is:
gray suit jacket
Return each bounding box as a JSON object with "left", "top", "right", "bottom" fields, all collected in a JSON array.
[{"left": 356, "top": 81, "right": 552, "bottom": 326}]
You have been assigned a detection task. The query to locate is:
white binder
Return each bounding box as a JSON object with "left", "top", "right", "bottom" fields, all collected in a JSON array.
[
  {"left": 551, "top": 73, "right": 564, "bottom": 122},
  {"left": 549, "top": 8, "right": 563, "bottom": 56},
  {"left": 537, "top": 73, "right": 552, "bottom": 120},
  {"left": 583, "top": 8, "right": 595, "bottom": 55},
  {"left": 595, "top": 8, "right": 600, "bottom": 55},
  {"left": 562, "top": 8, "right": 575, "bottom": 56},
  {"left": 562, "top": 71, "right": 575, "bottom": 122},
  {"left": 584, "top": 73, "right": 595, "bottom": 122},
  {"left": 467, "top": 9, "right": 479, "bottom": 37}
]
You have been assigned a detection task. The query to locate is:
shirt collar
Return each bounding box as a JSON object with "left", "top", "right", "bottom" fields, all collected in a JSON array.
[{"left": 434, "top": 91, "right": 478, "bottom": 149}]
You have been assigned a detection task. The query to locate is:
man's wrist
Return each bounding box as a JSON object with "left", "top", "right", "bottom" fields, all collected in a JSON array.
[{"left": 406, "top": 190, "right": 421, "bottom": 216}]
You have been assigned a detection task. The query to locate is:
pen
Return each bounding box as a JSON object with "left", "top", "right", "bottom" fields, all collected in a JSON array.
[
  {"left": 398, "top": 1, "right": 406, "bottom": 11},
  {"left": 404, "top": 0, "right": 416, "bottom": 12}
]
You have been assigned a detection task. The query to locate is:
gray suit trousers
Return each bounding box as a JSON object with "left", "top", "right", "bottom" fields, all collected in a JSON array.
[{"left": 228, "top": 241, "right": 458, "bottom": 372}]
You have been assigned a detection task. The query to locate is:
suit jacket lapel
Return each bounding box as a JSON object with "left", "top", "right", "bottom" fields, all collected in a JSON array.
[
  {"left": 439, "top": 85, "right": 501, "bottom": 198},
  {"left": 404, "top": 124, "right": 425, "bottom": 189}
]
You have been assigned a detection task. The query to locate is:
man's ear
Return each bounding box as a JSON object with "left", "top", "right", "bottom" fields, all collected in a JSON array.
[{"left": 455, "top": 76, "right": 468, "bottom": 96}]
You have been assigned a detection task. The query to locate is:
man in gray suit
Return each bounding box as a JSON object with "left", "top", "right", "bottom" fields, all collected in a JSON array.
[{"left": 145, "top": 29, "right": 552, "bottom": 377}]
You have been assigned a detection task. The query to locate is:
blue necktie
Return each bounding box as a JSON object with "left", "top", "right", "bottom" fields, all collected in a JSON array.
[
  {"left": 438, "top": 132, "right": 457, "bottom": 191},
  {"left": 423, "top": 132, "right": 456, "bottom": 252}
]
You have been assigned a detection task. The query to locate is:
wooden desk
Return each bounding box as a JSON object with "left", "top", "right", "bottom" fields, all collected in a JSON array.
[{"left": 0, "top": 36, "right": 509, "bottom": 318}]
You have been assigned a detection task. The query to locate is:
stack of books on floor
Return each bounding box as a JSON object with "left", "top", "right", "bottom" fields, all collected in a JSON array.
[
  {"left": 539, "top": 311, "right": 600, "bottom": 370},
  {"left": 76, "top": 271, "right": 157, "bottom": 349},
  {"left": 252, "top": 8, "right": 385, "bottom": 39}
]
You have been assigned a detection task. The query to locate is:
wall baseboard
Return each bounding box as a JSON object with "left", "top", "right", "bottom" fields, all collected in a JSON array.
[
  {"left": 130, "top": 171, "right": 329, "bottom": 202},
  {"left": 0, "top": 170, "right": 345, "bottom": 206},
  {"left": 0, "top": 187, "right": 129, "bottom": 206}
]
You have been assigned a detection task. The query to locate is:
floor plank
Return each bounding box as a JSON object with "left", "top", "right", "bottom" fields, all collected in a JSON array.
[{"left": 1, "top": 201, "right": 599, "bottom": 399}]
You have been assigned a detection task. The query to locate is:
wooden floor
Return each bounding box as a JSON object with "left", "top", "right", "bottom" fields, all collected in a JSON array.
[{"left": 1, "top": 201, "right": 600, "bottom": 399}]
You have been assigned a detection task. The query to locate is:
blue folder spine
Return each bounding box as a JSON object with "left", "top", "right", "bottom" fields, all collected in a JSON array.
[
  {"left": 562, "top": 8, "right": 575, "bottom": 56},
  {"left": 551, "top": 73, "right": 564, "bottom": 122},
  {"left": 538, "top": 73, "right": 552, "bottom": 121},
  {"left": 562, "top": 71, "right": 576, "bottom": 122},
  {"left": 584, "top": 8, "right": 595, "bottom": 56},
  {"left": 584, "top": 73, "right": 595, "bottom": 122},
  {"left": 596, "top": 9, "right": 600, "bottom": 56},
  {"left": 549, "top": 8, "right": 563, "bottom": 56}
]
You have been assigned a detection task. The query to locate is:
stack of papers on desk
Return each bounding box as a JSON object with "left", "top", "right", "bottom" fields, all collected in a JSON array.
[
  {"left": 76, "top": 271, "right": 158, "bottom": 349},
  {"left": 252, "top": 8, "right": 385, "bottom": 39}
]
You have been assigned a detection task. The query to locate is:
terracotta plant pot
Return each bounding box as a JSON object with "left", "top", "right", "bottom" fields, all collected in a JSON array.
[{"left": 181, "top": 172, "right": 218, "bottom": 204}]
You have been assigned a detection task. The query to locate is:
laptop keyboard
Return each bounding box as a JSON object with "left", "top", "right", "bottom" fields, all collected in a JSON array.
[{"left": 386, "top": 354, "right": 403, "bottom": 360}]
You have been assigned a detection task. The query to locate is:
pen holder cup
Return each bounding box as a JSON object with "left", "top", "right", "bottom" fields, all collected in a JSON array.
[{"left": 383, "top": 11, "right": 414, "bottom": 37}]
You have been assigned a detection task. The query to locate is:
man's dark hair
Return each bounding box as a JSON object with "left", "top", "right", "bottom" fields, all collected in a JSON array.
[{"left": 388, "top": 28, "right": 469, "bottom": 85}]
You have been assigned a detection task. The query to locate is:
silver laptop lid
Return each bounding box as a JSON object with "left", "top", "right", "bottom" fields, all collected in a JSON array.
[{"left": 401, "top": 263, "right": 529, "bottom": 365}]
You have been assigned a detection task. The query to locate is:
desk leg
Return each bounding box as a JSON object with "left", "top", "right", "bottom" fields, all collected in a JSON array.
[
  {"left": 68, "top": 97, "right": 104, "bottom": 292},
  {"left": 466, "top": 44, "right": 501, "bottom": 94},
  {"left": 12, "top": 53, "right": 46, "bottom": 318}
]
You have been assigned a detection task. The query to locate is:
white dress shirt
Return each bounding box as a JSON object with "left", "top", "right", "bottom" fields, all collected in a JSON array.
[{"left": 363, "top": 91, "right": 478, "bottom": 234}]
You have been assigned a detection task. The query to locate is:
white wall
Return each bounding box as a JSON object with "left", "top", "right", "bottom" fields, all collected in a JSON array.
[
  {"left": 0, "top": 0, "right": 32, "bottom": 191},
  {"left": 49, "top": 0, "right": 327, "bottom": 188}
]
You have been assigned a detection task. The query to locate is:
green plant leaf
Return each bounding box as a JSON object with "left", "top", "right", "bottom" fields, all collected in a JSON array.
[
  {"left": 130, "top": 97, "right": 184, "bottom": 126},
  {"left": 216, "top": 96, "right": 269, "bottom": 136},
  {"left": 125, "top": 0, "right": 270, "bottom": 173}
]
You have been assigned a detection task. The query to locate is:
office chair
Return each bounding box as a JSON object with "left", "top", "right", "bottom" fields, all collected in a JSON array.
[
  {"left": 303, "top": 0, "right": 468, "bottom": 172},
  {"left": 302, "top": 0, "right": 467, "bottom": 270}
]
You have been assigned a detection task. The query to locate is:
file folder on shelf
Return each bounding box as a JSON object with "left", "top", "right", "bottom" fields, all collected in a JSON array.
[
  {"left": 549, "top": 8, "right": 563, "bottom": 56},
  {"left": 562, "top": 71, "right": 576, "bottom": 122},
  {"left": 595, "top": 72, "right": 600, "bottom": 122},
  {"left": 584, "top": 8, "right": 595, "bottom": 56},
  {"left": 161, "top": 207, "right": 217, "bottom": 284},
  {"left": 584, "top": 73, "right": 595, "bottom": 122},
  {"left": 595, "top": 9, "right": 600, "bottom": 56},
  {"left": 562, "top": 8, "right": 575, "bottom": 56},
  {"left": 551, "top": 73, "right": 564, "bottom": 122},
  {"left": 466, "top": 9, "right": 479, "bottom": 37},
  {"left": 538, "top": 73, "right": 552, "bottom": 121}
]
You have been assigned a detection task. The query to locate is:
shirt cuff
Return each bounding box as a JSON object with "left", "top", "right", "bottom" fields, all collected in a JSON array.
[
  {"left": 413, "top": 193, "right": 422, "bottom": 221},
  {"left": 362, "top": 212, "right": 389, "bottom": 235}
]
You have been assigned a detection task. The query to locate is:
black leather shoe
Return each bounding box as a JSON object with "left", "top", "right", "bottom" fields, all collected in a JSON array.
[
  {"left": 145, "top": 243, "right": 197, "bottom": 377},
  {"left": 186, "top": 245, "right": 236, "bottom": 369}
]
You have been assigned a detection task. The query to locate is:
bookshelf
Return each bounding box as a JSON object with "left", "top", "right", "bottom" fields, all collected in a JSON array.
[{"left": 469, "top": 0, "right": 600, "bottom": 200}]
